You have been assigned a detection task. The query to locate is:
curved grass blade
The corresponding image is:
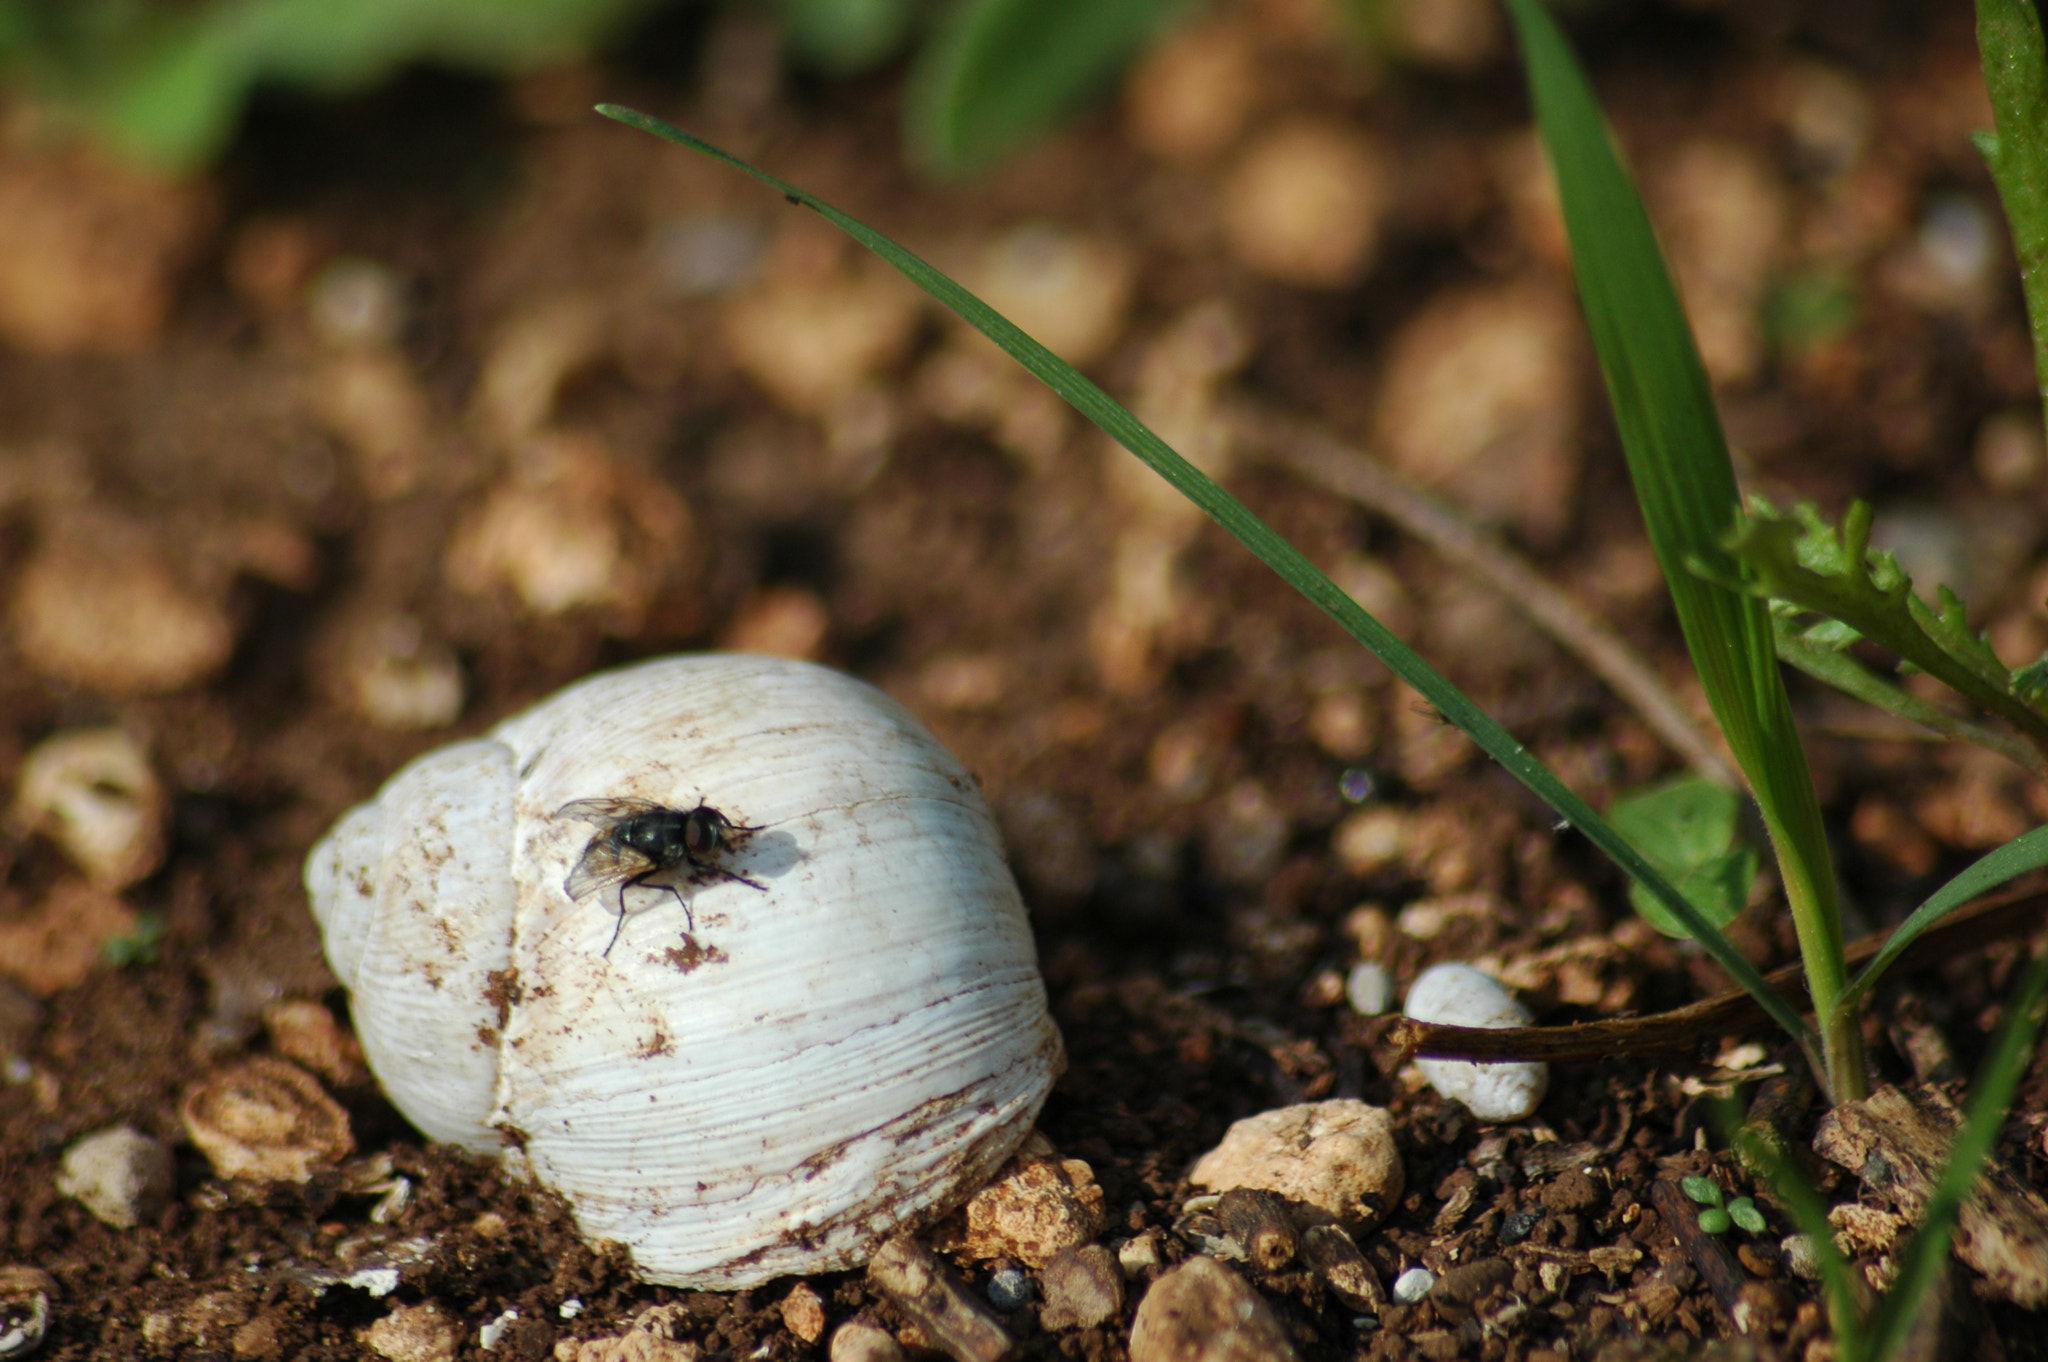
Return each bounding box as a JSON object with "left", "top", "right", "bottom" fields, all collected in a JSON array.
[
  {"left": 1838, "top": 824, "right": 2048, "bottom": 1013},
  {"left": 1500, "top": 0, "right": 1856, "bottom": 1097},
  {"left": 1863, "top": 945, "right": 2048, "bottom": 1361},
  {"left": 1729, "top": 1114, "right": 1867, "bottom": 1357},
  {"left": 595, "top": 102, "right": 1819, "bottom": 1064}
]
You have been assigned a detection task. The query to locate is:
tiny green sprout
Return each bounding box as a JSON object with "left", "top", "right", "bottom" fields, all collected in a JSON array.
[
  {"left": 1728, "top": 1197, "right": 1766, "bottom": 1234},
  {"left": 1680, "top": 1175, "right": 1724, "bottom": 1208},
  {"left": 103, "top": 912, "right": 167, "bottom": 968},
  {"left": 1696, "top": 1207, "right": 1734, "bottom": 1234}
]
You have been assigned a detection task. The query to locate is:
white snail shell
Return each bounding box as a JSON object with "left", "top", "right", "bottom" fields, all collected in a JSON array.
[{"left": 304, "top": 654, "right": 1063, "bottom": 1288}]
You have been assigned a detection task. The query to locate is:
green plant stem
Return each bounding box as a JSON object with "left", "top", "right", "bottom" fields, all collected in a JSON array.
[
  {"left": 1775, "top": 627, "right": 2048, "bottom": 782},
  {"left": 1977, "top": 0, "right": 2048, "bottom": 433},
  {"left": 1500, "top": 0, "right": 1862, "bottom": 1102}
]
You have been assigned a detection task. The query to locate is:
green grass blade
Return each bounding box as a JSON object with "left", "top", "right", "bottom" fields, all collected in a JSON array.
[
  {"left": 1839, "top": 825, "right": 2048, "bottom": 1012},
  {"left": 1730, "top": 1115, "right": 1868, "bottom": 1358},
  {"left": 904, "top": 0, "right": 1192, "bottom": 176},
  {"left": 1500, "top": 0, "right": 1856, "bottom": 1096},
  {"left": 595, "top": 103, "right": 1819, "bottom": 1062},
  {"left": 1977, "top": 0, "right": 2048, "bottom": 419},
  {"left": 1863, "top": 945, "right": 2048, "bottom": 1361}
]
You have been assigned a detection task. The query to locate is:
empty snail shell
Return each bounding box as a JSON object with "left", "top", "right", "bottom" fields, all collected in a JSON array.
[{"left": 303, "top": 654, "right": 1063, "bottom": 1288}]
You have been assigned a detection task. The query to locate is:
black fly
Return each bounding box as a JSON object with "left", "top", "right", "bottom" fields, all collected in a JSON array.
[{"left": 557, "top": 797, "right": 766, "bottom": 955}]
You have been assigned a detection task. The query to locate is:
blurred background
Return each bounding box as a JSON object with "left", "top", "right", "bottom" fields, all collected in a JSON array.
[{"left": 5, "top": 2, "right": 2048, "bottom": 1354}]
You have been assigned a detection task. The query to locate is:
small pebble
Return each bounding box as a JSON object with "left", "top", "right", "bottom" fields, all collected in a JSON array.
[
  {"left": 1781, "top": 1233, "right": 1822, "bottom": 1281},
  {"left": 959, "top": 1145, "right": 1107, "bottom": 1266},
  {"left": 307, "top": 256, "right": 408, "bottom": 350},
  {"left": 477, "top": 1308, "right": 517, "bottom": 1351},
  {"left": 362, "top": 1302, "right": 457, "bottom": 1362},
  {"left": 308, "top": 351, "right": 433, "bottom": 499},
  {"left": 0, "top": 880, "right": 138, "bottom": 997},
  {"left": 965, "top": 223, "right": 1133, "bottom": 367},
  {"left": 828, "top": 1321, "right": 905, "bottom": 1362},
  {"left": 1189, "top": 1100, "right": 1403, "bottom": 1229},
  {"left": 263, "top": 999, "right": 368, "bottom": 1088},
  {"left": 180, "top": 1057, "right": 354, "bottom": 1182},
  {"left": 55, "top": 1126, "right": 175, "bottom": 1228},
  {"left": 0, "top": 1266, "right": 55, "bottom": 1360},
  {"left": 723, "top": 257, "right": 921, "bottom": 416},
  {"left": 10, "top": 509, "right": 234, "bottom": 695},
  {"left": 1117, "top": 1234, "right": 1163, "bottom": 1279},
  {"left": 1391, "top": 1267, "right": 1437, "bottom": 1303},
  {"left": 322, "top": 612, "right": 464, "bottom": 730},
  {"left": 1220, "top": 119, "right": 1388, "bottom": 289},
  {"left": 13, "top": 729, "right": 165, "bottom": 889},
  {"left": 1497, "top": 1207, "right": 1540, "bottom": 1245},
  {"left": 1129, "top": 1257, "right": 1298, "bottom": 1362},
  {"left": 1345, "top": 962, "right": 1392, "bottom": 1015},
  {"left": 650, "top": 214, "right": 765, "bottom": 298},
  {"left": 985, "top": 1266, "right": 1032, "bottom": 1311},
  {"left": 0, "top": 151, "right": 210, "bottom": 355},
  {"left": 1404, "top": 964, "right": 1549, "bottom": 1122},
  {"left": 1373, "top": 282, "right": 1583, "bottom": 548},
  {"left": 1039, "top": 1244, "right": 1123, "bottom": 1331},
  {"left": 781, "top": 1283, "right": 826, "bottom": 1343}
]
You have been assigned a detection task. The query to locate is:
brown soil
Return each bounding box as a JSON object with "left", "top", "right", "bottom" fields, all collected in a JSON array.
[{"left": 3, "top": 2, "right": 2047, "bottom": 1360}]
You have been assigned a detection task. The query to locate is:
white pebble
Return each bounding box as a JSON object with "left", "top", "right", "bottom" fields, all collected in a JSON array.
[
  {"left": 1346, "top": 962, "right": 1393, "bottom": 1015},
  {"left": 1404, "top": 963, "right": 1549, "bottom": 1122},
  {"left": 1391, "top": 1267, "right": 1437, "bottom": 1303},
  {"left": 14, "top": 728, "right": 166, "bottom": 888},
  {"left": 55, "top": 1125, "right": 176, "bottom": 1228},
  {"left": 477, "top": 1307, "right": 518, "bottom": 1350}
]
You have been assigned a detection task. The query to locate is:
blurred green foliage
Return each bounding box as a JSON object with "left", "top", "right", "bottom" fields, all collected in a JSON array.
[
  {"left": 0, "top": 0, "right": 663, "bottom": 168},
  {"left": 0, "top": 0, "right": 1208, "bottom": 175}
]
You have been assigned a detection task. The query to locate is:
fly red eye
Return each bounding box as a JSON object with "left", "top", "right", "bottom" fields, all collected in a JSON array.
[{"left": 684, "top": 810, "right": 722, "bottom": 856}]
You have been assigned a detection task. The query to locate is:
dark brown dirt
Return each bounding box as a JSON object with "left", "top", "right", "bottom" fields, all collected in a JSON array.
[{"left": 3, "top": 2, "right": 2047, "bottom": 1359}]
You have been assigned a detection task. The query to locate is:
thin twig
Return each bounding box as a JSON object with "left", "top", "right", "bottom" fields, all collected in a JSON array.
[
  {"left": 1225, "top": 398, "right": 1742, "bottom": 791},
  {"left": 1381, "top": 884, "right": 2048, "bottom": 1064}
]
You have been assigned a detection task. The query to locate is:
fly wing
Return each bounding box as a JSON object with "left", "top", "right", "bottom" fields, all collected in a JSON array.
[
  {"left": 556, "top": 795, "right": 663, "bottom": 826},
  {"left": 563, "top": 837, "right": 653, "bottom": 903}
]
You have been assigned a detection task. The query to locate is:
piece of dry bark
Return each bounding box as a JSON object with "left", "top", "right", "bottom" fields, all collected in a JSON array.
[
  {"left": 1813, "top": 1084, "right": 2048, "bottom": 1309},
  {"left": 867, "top": 1236, "right": 1014, "bottom": 1362}
]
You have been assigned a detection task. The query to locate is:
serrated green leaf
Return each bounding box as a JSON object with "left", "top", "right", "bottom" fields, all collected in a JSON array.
[
  {"left": 1680, "top": 1175, "right": 1724, "bottom": 1207},
  {"left": 2014, "top": 656, "right": 2048, "bottom": 700},
  {"left": 1726, "top": 499, "right": 2048, "bottom": 758}
]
